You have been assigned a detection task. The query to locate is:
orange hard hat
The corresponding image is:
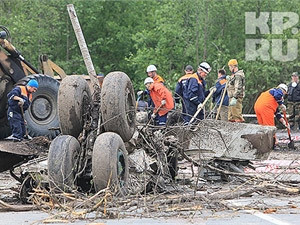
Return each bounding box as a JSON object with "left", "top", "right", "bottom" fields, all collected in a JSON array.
[{"left": 228, "top": 59, "right": 238, "bottom": 66}]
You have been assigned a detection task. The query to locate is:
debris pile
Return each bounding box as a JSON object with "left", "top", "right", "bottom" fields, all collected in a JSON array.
[{"left": 0, "top": 123, "right": 298, "bottom": 222}]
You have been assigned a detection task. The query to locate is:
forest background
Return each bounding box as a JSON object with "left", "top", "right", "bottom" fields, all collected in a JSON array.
[{"left": 1, "top": 0, "right": 300, "bottom": 113}]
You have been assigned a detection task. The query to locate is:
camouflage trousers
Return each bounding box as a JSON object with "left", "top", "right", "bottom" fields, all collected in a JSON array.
[
  {"left": 228, "top": 98, "right": 244, "bottom": 122},
  {"left": 287, "top": 101, "right": 300, "bottom": 130}
]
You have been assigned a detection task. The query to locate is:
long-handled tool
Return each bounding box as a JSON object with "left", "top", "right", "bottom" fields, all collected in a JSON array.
[
  {"left": 215, "top": 81, "right": 228, "bottom": 120},
  {"left": 189, "top": 89, "right": 215, "bottom": 125},
  {"left": 20, "top": 105, "right": 29, "bottom": 139},
  {"left": 136, "top": 94, "right": 141, "bottom": 111},
  {"left": 144, "top": 103, "right": 164, "bottom": 128},
  {"left": 283, "top": 111, "right": 295, "bottom": 149}
]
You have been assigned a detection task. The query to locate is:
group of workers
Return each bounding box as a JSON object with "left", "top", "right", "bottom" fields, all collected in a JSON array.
[
  {"left": 6, "top": 59, "right": 298, "bottom": 142},
  {"left": 139, "top": 59, "right": 299, "bottom": 143},
  {"left": 139, "top": 59, "right": 246, "bottom": 126},
  {"left": 254, "top": 72, "right": 300, "bottom": 134}
]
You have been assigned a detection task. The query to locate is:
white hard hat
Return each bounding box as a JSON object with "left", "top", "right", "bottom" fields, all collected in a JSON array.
[
  {"left": 198, "top": 62, "right": 211, "bottom": 73},
  {"left": 278, "top": 83, "right": 288, "bottom": 92},
  {"left": 144, "top": 77, "right": 154, "bottom": 85},
  {"left": 146, "top": 65, "right": 157, "bottom": 72}
]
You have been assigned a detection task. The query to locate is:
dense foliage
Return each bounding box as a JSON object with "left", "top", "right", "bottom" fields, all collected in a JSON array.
[{"left": 1, "top": 0, "right": 300, "bottom": 113}]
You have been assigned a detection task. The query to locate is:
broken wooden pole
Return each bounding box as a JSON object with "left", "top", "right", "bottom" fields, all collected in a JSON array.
[{"left": 67, "top": 4, "right": 99, "bottom": 93}]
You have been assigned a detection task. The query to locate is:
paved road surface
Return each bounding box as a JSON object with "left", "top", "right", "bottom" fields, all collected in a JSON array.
[{"left": 1, "top": 210, "right": 300, "bottom": 225}]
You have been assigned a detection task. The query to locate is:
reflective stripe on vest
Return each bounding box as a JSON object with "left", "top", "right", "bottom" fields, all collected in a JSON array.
[
  {"left": 153, "top": 75, "right": 164, "bottom": 83},
  {"left": 18, "top": 85, "right": 32, "bottom": 101},
  {"left": 178, "top": 73, "right": 202, "bottom": 84}
]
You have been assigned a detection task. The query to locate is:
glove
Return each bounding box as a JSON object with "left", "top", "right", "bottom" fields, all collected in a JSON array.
[
  {"left": 197, "top": 103, "right": 203, "bottom": 110},
  {"left": 280, "top": 104, "right": 286, "bottom": 112},
  {"left": 161, "top": 100, "right": 166, "bottom": 105},
  {"left": 18, "top": 98, "right": 25, "bottom": 106},
  {"left": 229, "top": 97, "right": 237, "bottom": 106},
  {"left": 137, "top": 90, "right": 144, "bottom": 96},
  {"left": 151, "top": 113, "right": 156, "bottom": 119},
  {"left": 209, "top": 87, "right": 217, "bottom": 93}
]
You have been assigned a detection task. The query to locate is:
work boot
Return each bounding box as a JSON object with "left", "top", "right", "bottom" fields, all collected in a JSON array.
[
  {"left": 23, "top": 135, "right": 32, "bottom": 140},
  {"left": 13, "top": 138, "right": 22, "bottom": 142},
  {"left": 6, "top": 135, "right": 21, "bottom": 142}
]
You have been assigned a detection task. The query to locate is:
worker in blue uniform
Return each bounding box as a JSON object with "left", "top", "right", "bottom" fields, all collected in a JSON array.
[
  {"left": 6, "top": 79, "right": 38, "bottom": 141},
  {"left": 175, "top": 62, "right": 212, "bottom": 124}
]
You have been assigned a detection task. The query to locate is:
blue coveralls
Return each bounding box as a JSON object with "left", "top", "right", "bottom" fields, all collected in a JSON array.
[
  {"left": 213, "top": 75, "right": 229, "bottom": 106},
  {"left": 269, "top": 88, "right": 285, "bottom": 121},
  {"left": 175, "top": 73, "right": 208, "bottom": 124},
  {"left": 7, "top": 86, "right": 31, "bottom": 140}
]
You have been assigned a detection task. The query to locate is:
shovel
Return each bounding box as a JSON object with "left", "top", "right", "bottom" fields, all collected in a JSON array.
[
  {"left": 283, "top": 111, "right": 295, "bottom": 149},
  {"left": 144, "top": 103, "right": 164, "bottom": 128},
  {"left": 215, "top": 81, "right": 228, "bottom": 120},
  {"left": 189, "top": 89, "right": 215, "bottom": 125},
  {"left": 20, "top": 105, "right": 29, "bottom": 139},
  {"left": 136, "top": 94, "right": 141, "bottom": 111}
]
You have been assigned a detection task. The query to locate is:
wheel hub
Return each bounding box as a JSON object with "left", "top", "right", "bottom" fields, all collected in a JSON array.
[
  {"left": 117, "top": 149, "right": 126, "bottom": 187},
  {"left": 31, "top": 95, "right": 52, "bottom": 121},
  {"left": 125, "top": 90, "right": 135, "bottom": 125}
]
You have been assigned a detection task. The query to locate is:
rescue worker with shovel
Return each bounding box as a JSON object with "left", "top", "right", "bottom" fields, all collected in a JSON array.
[
  {"left": 144, "top": 77, "right": 174, "bottom": 126},
  {"left": 254, "top": 84, "right": 291, "bottom": 145},
  {"left": 6, "top": 79, "right": 38, "bottom": 142},
  {"left": 175, "top": 62, "right": 212, "bottom": 125}
]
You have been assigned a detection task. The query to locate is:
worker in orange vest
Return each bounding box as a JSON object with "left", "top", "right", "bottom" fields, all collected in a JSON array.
[
  {"left": 254, "top": 83, "right": 289, "bottom": 131},
  {"left": 144, "top": 77, "right": 174, "bottom": 126},
  {"left": 175, "top": 62, "right": 212, "bottom": 125},
  {"left": 146, "top": 65, "right": 165, "bottom": 83},
  {"left": 137, "top": 65, "right": 165, "bottom": 111}
]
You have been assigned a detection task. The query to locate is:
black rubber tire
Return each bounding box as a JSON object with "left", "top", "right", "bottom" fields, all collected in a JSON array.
[
  {"left": 58, "top": 75, "right": 91, "bottom": 138},
  {"left": 20, "top": 74, "right": 60, "bottom": 139},
  {"left": 0, "top": 75, "right": 13, "bottom": 139},
  {"left": 100, "top": 72, "right": 136, "bottom": 142},
  {"left": 19, "top": 174, "right": 37, "bottom": 204},
  {"left": 92, "top": 132, "right": 129, "bottom": 194},
  {"left": 0, "top": 117, "right": 11, "bottom": 139},
  {"left": 48, "top": 135, "right": 80, "bottom": 192}
]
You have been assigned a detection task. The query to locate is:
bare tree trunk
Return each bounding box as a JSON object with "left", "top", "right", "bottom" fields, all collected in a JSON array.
[
  {"left": 203, "top": 0, "right": 208, "bottom": 60},
  {"left": 66, "top": 14, "right": 69, "bottom": 62},
  {"left": 195, "top": 10, "right": 200, "bottom": 66},
  {"left": 67, "top": 4, "right": 99, "bottom": 93}
]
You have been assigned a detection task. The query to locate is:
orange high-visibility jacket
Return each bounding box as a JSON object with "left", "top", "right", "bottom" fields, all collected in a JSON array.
[
  {"left": 19, "top": 86, "right": 32, "bottom": 101},
  {"left": 153, "top": 74, "right": 165, "bottom": 83},
  {"left": 254, "top": 89, "right": 279, "bottom": 126},
  {"left": 149, "top": 82, "right": 174, "bottom": 116}
]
